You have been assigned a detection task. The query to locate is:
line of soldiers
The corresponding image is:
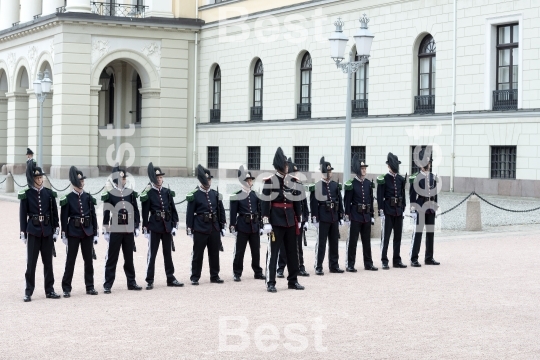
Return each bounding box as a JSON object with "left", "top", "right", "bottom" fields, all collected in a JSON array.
[{"left": 18, "top": 146, "right": 439, "bottom": 301}]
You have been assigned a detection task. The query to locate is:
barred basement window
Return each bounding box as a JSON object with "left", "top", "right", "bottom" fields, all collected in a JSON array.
[
  {"left": 248, "top": 146, "right": 261, "bottom": 170},
  {"left": 351, "top": 146, "right": 366, "bottom": 173},
  {"left": 294, "top": 146, "right": 309, "bottom": 172},
  {"left": 207, "top": 147, "right": 219, "bottom": 169},
  {"left": 411, "top": 145, "right": 428, "bottom": 174},
  {"left": 491, "top": 146, "right": 516, "bottom": 179}
]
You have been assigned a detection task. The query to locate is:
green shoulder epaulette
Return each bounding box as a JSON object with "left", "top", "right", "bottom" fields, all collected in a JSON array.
[
  {"left": 170, "top": 190, "right": 176, "bottom": 197},
  {"left": 306, "top": 183, "right": 315, "bottom": 192},
  {"left": 377, "top": 174, "right": 385, "bottom": 185},
  {"left": 229, "top": 190, "right": 242, "bottom": 201},
  {"left": 132, "top": 190, "right": 139, "bottom": 199},
  {"left": 409, "top": 172, "right": 419, "bottom": 184},
  {"left": 18, "top": 188, "right": 29, "bottom": 200},
  {"left": 371, "top": 179, "right": 376, "bottom": 189},
  {"left": 60, "top": 195, "right": 68, "bottom": 207},
  {"left": 338, "top": 183, "right": 343, "bottom": 191},
  {"left": 140, "top": 185, "right": 151, "bottom": 202},
  {"left": 186, "top": 189, "right": 197, "bottom": 202},
  {"left": 50, "top": 190, "right": 57, "bottom": 198},
  {"left": 344, "top": 180, "right": 353, "bottom": 191},
  {"left": 90, "top": 195, "right": 97, "bottom": 206},
  {"left": 101, "top": 191, "right": 109, "bottom": 202}
]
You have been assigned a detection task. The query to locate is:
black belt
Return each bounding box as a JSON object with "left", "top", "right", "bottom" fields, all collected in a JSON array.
[
  {"left": 118, "top": 213, "right": 131, "bottom": 225},
  {"left": 419, "top": 196, "right": 435, "bottom": 201},
  {"left": 196, "top": 212, "right": 217, "bottom": 223},
  {"left": 354, "top": 204, "right": 371, "bottom": 214},
  {"left": 384, "top": 197, "right": 402, "bottom": 207},
  {"left": 151, "top": 210, "right": 170, "bottom": 221},
  {"left": 70, "top": 216, "right": 90, "bottom": 227},
  {"left": 319, "top": 201, "right": 338, "bottom": 209},
  {"left": 30, "top": 215, "right": 50, "bottom": 226},
  {"left": 240, "top": 213, "right": 258, "bottom": 223}
]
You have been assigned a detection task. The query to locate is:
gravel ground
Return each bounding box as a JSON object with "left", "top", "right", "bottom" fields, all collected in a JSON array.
[{"left": 0, "top": 199, "right": 539, "bottom": 359}]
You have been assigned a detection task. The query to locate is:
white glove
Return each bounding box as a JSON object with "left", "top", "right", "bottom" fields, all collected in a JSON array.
[
  {"left": 93, "top": 236, "right": 99, "bottom": 245},
  {"left": 343, "top": 215, "right": 350, "bottom": 223},
  {"left": 259, "top": 229, "right": 264, "bottom": 236},
  {"left": 103, "top": 232, "right": 110, "bottom": 243},
  {"left": 20, "top": 232, "right": 27, "bottom": 245},
  {"left": 303, "top": 222, "right": 309, "bottom": 231},
  {"left": 379, "top": 209, "right": 384, "bottom": 217},
  {"left": 134, "top": 228, "right": 140, "bottom": 237},
  {"left": 298, "top": 222, "right": 302, "bottom": 229},
  {"left": 371, "top": 217, "right": 375, "bottom": 225},
  {"left": 52, "top": 228, "right": 59, "bottom": 241},
  {"left": 144, "top": 232, "right": 151, "bottom": 240},
  {"left": 339, "top": 219, "right": 344, "bottom": 226},
  {"left": 171, "top": 228, "right": 177, "bottom": 237},
  {"left": 312, "top": 217, "right": 319, "bottom": 229},
  {"left": 61, "top": 231, "right": 68, "bottom": 246},
  {"left": 220, "top": 229, "right": 226, "bottom": 237},
  {"left": 263, "top": 224, "right": 273, "bottom": 235},
  {"left": 188, "top": 234, "right": 193, "bottom": 239}
]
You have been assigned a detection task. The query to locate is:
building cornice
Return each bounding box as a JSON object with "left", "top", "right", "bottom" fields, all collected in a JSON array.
[
  {"left": 197, "top": 110, "right": 540, "bottom": 129},
  {"left": 0, "top": 13, "right": 204, "bottom": 43}
]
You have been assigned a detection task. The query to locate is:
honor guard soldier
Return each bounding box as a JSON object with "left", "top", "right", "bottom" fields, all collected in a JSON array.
[
  {"left": 261, "top": 147, "right": 304, "bottom": 293},
  {"left": 140, "top": 163, "right": 183, "bottom": 290},
  {"left": 409, "top": 148, "right": 440, "bottom": 267},
  {"left": 276, "top": 158, "right": 310, "bottom": 278},
  {"left": 229, "top": 165, "right": 265, "bottom": 282},
  {"left": 101, "top": 165, "right": 142, "bottom": 294},
  {"left": 377, "top": 153, "right": 408, "bottom": 270},
  {"left": 343, "top": 154, "right": 378, "bottom": 272},
  {"left": 19, "top": 161, "right": 60, "bottom": 302},
  {"left": 60, "top": 166, "right": 99, "bottom": 297},
  {"left": 186, "top": 165, "right": 226, "bottom": 285},
  {"left": 26, "top": 148, "right": 34, "bottom": 163},
  {"left": 309, "top": 157, "right": 345, "bottom": 275}
]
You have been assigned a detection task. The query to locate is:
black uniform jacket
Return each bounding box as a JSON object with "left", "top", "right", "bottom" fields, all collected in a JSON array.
[
  {"left": 19, "top": 187, "right": 59, "bottom": 237},
  {"left": 229, "top": 189, "right": 261, "bottom": 234},
  {"left": 261, "top": 173, "right": 302, "bottom": 228},
  {"left": 309, "top": 179, "right": 344, "bottom": 223},
  {"left": 376, "top": 173, "right": 407, "bottom": 216},
  {"left": 409, "top": 171, "right": 438, "bottom": 214},
  {"left": 141, "top": 185, "right": 179, "bottom": 234},
  {"left": 186, "top": 186, "right": 226, "bottom": 234},
  {"left": 344, "top": 177, "right": 374, "bottom": 223},
  {"left": 102, "top": 184, "right": 141, "bottom": 233},
  {"left": 60, "top": 190, "right": 98, "bottom": 238}
]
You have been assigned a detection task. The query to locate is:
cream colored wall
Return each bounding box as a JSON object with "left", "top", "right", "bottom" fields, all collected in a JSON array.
[{"left": 199, "top": 0, "right": 311, "bottom": 23}]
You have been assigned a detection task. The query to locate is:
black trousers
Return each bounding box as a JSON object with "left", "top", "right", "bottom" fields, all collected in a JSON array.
[
  {"left": 233, "top": 231, "right": 262, "bottom": 277},
  {"left": 380, "top": 215, "right": 403, "bottom": 265},
  {"left": 266, "top": 226, "right": 299, "bottom": 287},
  {"left": 278, "top": 227, "right": 306, "bottom": 272},
  {"left": 104, "top": 232, "right": 136, "bottom": 288},
  {"left": 62, "top": 236, "right": 94, "bottom": 292},
  {"left": 25, "top": 234, "right": 55, "bottom": 296},
  {"left": 191, "top": 229, "right": 221, "bottom": 282},
  {"left": 410, "top": 212, "right": 436, "bottom": 262},
  {"left": 346, "top": 221, "right": 373, "bottom": 269},
  {"left": 145, "top": 231, "right": 175, "bottom": 284},
  {"left": 315, "top": 221, "right": 340, "bottom": 271}
]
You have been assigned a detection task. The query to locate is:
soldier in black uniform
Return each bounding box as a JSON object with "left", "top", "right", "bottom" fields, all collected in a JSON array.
[
  {"left": 60, "top": 166, "right": 99, "bottom": 297},
  {"left": 261, "top": 147, "right": 304, "bottom": 293},
  {"left": 229, "top": 166, "right": 264, "bottom": 282},
  {"left": 19, "top": 161, "right": 61, "bottom": 302},
  {"left": 276, "top": 158, "right": 310, "bottom": 278},
  {"left": 26, "top": 148, "right": 34, "bottom": 163},
  {"left": 409, "top": 147, "right": 440, "bottom": 267},
  {"left": 101, "top": 166, "right": 142, "bottom": 293},
  {"left": 310, "top": 157, "right": 345, "bottom": 275},
  {"left": 186, "top": 165, "right": 226, "bottom": 285},
  {"left": 377, "top": 153, "right": 408, "bottom": 270},
  {"left": 343, "top": 154, "right": 378, "bottom": 272},
  {"left": 141, "top": 163, "right": 183, "bottom": 290}
]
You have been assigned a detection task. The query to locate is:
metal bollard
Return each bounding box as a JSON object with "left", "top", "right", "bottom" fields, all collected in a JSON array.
[
  {"left": 465, "top": 195, "right": 482, "bottom": 231},
  {"left": 5, "top": 172, "right": 14, "bottom": 193}
]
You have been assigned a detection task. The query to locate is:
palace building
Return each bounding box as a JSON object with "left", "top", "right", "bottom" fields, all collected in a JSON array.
[{"left": 0, "top": 0, "right": 539, "bottom": 196}]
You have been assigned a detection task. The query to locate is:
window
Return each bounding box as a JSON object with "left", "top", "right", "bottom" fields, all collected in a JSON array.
[
  {"left": 297, "top": 53, "right": 312, "bottom": 118},
  {"left": 415, "top": 35, "right": 436, "bottom": 114},
  {"left": 294, "top": 146, "right": 309, "bottom": 172},
  {"left": 210, "top": 66, "right": 221, "bottom": 122},
  {"left": 207, "top": 147, "right": 219, "bottom": 169},
  {"left": 353, "top": 53, "right": 369, "bottom": 117},
  {"left": 135, "top": 74, "right": 142, "bottom": 123},
  {"left": 491, "top": 146, "right": 516, "bottom": 179},
  {"left": 411, "top": 145, "right": 428, "bottom": 174},
  {"left": 351, "top": 146, "right": 366, "bottom": 173},
  {"left": 251, "top": 59, "right": 263, "bottom": 121},
  {"left": 494, "top": 24, "right": 519, "bottom": 111},
  {"left": 248, "top": 146, "right": 261, "bottom": 170}
]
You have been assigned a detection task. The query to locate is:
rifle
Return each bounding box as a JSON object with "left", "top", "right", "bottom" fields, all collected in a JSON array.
[
  {"left": 303, "top": 228, "right": 307, "bottom": 246},
  {"left": 402, "top": 173, "right": 408, "bottom": 215},
  {"left": 131, "top": 189, "right": 137, "bottom": 252},
  {"left": 217, "top": 186, "right": 224, "bottom": 252},
  {"left": 50, "top": 194, "right": 56, "bottom": 257},
  {"left": 167, "top": 185, "right": 175, "bottom": 252},
  {"left": 88, "top": 194, "right": 97, "bottom": 260}
]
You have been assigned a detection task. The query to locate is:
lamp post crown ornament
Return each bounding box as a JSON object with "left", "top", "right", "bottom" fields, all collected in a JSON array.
[
  {"left": 334, "top": 17, "right": 345, "bottom": 32},
  {"left": 359, "top": 14, "right": 370, "bottom": 29}
]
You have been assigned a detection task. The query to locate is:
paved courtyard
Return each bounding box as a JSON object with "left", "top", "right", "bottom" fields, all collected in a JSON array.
[{"left": 0, "top": 194, "right": 539, "bottom": 359}]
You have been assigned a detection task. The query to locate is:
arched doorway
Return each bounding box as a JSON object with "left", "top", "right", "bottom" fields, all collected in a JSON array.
[{"left": 6, "top": 64, "right": 30, "bottom": 174}]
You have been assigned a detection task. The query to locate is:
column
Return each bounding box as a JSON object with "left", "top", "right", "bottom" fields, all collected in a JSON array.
[
  {"left": 20, "top": 0, "right": 43, "bottom": 23},
  {"left": 6, "top": 92, "right": 29, "bottom": 174},
  {"left": 0, "top": 94, "right": 7, "bottom": 168},
  {"left": 139, "top": 89, "right": 161, "bottom": 175},
  {"left": 89, "top": 86, "right": 100, "bottom": 172},
  {"left": 65, "top": 0, "right": 91, "bottom": 13},
  {"left": 42, "top": 91, "right": 52, "bottom": 170},
  {"left": 42, "top": 0, "right": 66, "bottom": 15},
  {"left": 27, "top": 89, "right": 39, "bottom": 162},
  {"left": 0, "top": 0, "right": 20, "bottom": 30},
  {"left": 145, "top": 0, "right": 174, "bottom": 18}
]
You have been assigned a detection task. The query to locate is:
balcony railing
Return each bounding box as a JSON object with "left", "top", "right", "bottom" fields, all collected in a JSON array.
[
  {"left": 493, "top": 89, "right": 518, "bottom": 111},
  {"left": 297, "top": 103, "right": 311, "bottom": 119},
  {"left": 352, "top": 99, "right": 368, "bottom": 117},
  {"left": 91, "top": 2, "right": 148, "bottom": 18},
  {"left": 56, "top": 6, "right": 66, "bottom": 13},
  {"left": 210, "top": 109, "right": 221, "bottom": 123},
  {"left": 414, "top": 95, "right": 435, "bottom": 114},
  {"left": 250, "top": 106, "right": 263, "bottom": 121}
]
